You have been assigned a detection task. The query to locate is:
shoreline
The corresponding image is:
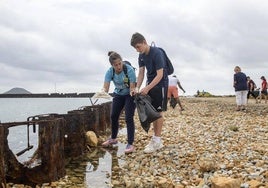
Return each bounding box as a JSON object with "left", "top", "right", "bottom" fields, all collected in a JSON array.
[{"left": 4, "top": 97, "right": 268, "bottom": 187}]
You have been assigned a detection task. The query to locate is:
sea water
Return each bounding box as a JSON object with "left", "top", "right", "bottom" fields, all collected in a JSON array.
[{"left": 0, "top": 98, "right": 125, "bottom": 187}]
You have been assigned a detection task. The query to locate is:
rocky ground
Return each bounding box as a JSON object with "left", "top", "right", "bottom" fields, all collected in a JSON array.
[
  {"left": 5, "top": 97, "right": 268, "bottom": 188},
  {"left": 112, "top": 97, "right": 268, "bottom": 188}
]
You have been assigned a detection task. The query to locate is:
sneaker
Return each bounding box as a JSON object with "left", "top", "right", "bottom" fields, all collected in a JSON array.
[
  {"left": 125, "top": 144, "right": 135, "bottom": 154},
  {"left": 102, "top": 138, "right": 118, "bottom": 147},
  {"left": 144, "top": 140, "right": 163, "bottom": 153}
]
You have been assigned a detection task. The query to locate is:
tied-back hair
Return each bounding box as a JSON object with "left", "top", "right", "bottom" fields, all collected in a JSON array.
[{"left": 108, "top": 51, "right": 122, "bottom": 65}]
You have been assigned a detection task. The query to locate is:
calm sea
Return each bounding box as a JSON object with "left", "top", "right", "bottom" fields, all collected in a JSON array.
[{"left": 0, "top": 97, "right": 124, "bottom": 187}]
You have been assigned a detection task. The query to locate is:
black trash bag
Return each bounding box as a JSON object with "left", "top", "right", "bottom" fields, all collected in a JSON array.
[
  {"left": 170, "top": 95, "right": 177, "bottom": 109},
  {"left": 134, "top": 94, "right": 162, "bottom": 132}
]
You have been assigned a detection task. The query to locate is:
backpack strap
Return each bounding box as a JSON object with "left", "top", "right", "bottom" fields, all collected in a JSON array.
[
  {"left": 151, "top": 41, "right": 156, "bottom": 47},
  {"left": 111, "top": 67, "right": 115, "bottom": 80},
  {"left": 123, "top": 63, "right": 128, "bottom": 77},
  {"left": 123, "top": 64, "right": 130, "bottom": 87},
  {"left": 111, "top": 64, "right": 128, "bottom": 79},
  {"left": 111, "top": 63, "right": 130, "bottom": 87}
]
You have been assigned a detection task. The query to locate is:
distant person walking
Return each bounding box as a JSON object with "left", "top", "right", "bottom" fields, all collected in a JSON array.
[
  {"left": 233, "top": 66, "right": 248, "bottom": 111},
  {"left": 246, "top": 76, "right": 258, "bottom": 103},
  {"left": 167, "top": 75, "right": 186, "bottom": 111},
  {"left": 259, "top": 76, "right": 267, "bottom": 103},
  {"left": 101, "top": 51, "right": 136, "bottom": 154}
]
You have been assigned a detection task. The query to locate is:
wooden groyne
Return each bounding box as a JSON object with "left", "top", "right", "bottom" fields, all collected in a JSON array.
[{"left": 0, "top": 102, "right": 112, "bottom": 187}]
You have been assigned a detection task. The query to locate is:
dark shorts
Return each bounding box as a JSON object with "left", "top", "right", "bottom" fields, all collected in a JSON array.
[
  {"left": 247, "top": 90, "right": 259, "bottom": 99},
  {"left": 148, "top": 85, "right": 168, "bottom": 112},
  {"left": 261, "top": 90, "right": 268, "bottom": 95}
]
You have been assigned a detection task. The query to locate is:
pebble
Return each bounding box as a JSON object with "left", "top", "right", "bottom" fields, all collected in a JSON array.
[
  {"left": 118, "top": 97, "right": 268, "bottom": 187},
  {"left": 6, "top": 97, "right": 268, "bottom": 187}
]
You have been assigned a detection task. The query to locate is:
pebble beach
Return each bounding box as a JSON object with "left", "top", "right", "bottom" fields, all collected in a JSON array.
[
  {"left": 113, "top": 97, "right": 268, "bottom": 188},
  {"left": 5, "top": 97, "right": 268, "bottom": 188}
]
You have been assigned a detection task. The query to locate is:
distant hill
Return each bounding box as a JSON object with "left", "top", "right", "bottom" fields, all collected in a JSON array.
[{"left": 3, "top": 87, "right": 32, "bottom": 94}]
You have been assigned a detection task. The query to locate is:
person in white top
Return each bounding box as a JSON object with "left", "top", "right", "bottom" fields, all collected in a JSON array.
[{"left": 168, "top": 75, "right": 186, "bottom": 111}]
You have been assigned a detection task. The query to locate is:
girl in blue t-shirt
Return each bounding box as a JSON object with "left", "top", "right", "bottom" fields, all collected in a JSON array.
[{"left": 101, "top": 51, "right": 136, "bottom": 154}]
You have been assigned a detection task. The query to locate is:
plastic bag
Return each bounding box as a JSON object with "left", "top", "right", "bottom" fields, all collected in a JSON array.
[
  {"left": 91, "top": 90, "right": 112, "bottom": 100},
  {"left": 134, "top": 94, "right": 162, "bottom": 132}
]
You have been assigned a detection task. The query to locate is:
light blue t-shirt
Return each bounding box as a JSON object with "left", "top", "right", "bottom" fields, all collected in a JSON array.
[{"left": 104, "top": 64, "right": 136, "bottom": 95}]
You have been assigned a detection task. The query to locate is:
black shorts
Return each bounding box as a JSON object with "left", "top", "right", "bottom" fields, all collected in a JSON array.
[
  {"left": 248, "top": 90, "right": 259, "bottom": 98},
  {"left": 261, "top": 90, "right": 268, "bottom": 95},
  {"left": 148, "top": 85, "right": 168, "bottom": 112}
]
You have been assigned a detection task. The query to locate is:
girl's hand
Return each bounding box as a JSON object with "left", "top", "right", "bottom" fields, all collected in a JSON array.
[{"left": 130, "top": 87, "right": 139, "bottom": 96}]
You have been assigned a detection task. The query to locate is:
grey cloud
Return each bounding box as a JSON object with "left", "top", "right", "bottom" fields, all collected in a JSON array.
[{"left": 0, "top": 0, "right": 268, "bottom": 95}]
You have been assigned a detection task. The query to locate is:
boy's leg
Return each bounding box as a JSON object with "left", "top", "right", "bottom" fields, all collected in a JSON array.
[
  {"left": 144, "top": 86, "right": 164, "bottom": 153},
  {"left": 148, "top": 86, "right": 164, "bottom": 137},
  {"left": 153, "top": 113, "right": 163, "bottom": 137}
]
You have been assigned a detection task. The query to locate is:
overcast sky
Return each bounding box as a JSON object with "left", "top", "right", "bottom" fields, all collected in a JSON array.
[{"left": 1, "top": 0, "right": 268, "bottom": 96}]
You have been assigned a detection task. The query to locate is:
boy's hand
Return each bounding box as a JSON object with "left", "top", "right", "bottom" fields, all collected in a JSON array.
[{"left": 140, "top": 87, "right": 149, "bottom": 95}]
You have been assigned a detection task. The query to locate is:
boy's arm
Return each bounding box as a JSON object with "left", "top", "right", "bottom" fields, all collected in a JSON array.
[
  {"left": 140, "top": 68, "right": 163, "bottom": 95},
  {"left": 135, "top": 66, "right": 145, "bottom": 91}
]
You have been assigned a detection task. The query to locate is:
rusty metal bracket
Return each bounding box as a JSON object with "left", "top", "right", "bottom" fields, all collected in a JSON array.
[
  {"left": 0, "top": 114, "right": 60, "bottom": 157},
  {"left": 89, "top": 98, "right": 98, "bottom": 106}
]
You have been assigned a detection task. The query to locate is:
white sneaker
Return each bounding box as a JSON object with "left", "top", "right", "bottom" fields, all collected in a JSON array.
[{"left": 144, "top": 139, "right": 163, "bottom": 153}]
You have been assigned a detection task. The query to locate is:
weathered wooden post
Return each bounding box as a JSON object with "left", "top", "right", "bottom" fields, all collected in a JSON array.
[
  {"left": 62, "top": 102, "right": 112, "bottom": 157},
  {"left": 83, "top": 102, "right": 112, "bottom": 136},
  {"left": 0, "top": 101, "right": 113, "bottom": 185},
  {"left": 25, "top": 117, "right": 66, "bottom": 183},
  {"left": 63, "top": 110, "right": 87, "bottom": 157},
  {"left": 83, "top": 106, "right": 100, "bottom": 134},
  {"left": 101, "top": 102, "right": 112, "bottom": 131},
  {"left": 0, "top": 124, "right": 6, "bottom": 188}
]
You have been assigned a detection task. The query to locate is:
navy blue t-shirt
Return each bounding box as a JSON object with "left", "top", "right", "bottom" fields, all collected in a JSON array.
[
  {"left": 138, "top": 47, "right": 166, "bottom": 87},
  {"left": 234, "top": 72, "right": 247, "bottom": 91}
]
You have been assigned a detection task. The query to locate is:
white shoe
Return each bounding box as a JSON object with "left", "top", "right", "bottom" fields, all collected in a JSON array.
[{"left": 144, "top": 139, "right": 163, "bottom": 153}]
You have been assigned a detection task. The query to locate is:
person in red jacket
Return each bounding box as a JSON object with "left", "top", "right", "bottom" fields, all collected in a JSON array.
[{"left": 259, "top": 76, "right": 267, "bottom": 103}]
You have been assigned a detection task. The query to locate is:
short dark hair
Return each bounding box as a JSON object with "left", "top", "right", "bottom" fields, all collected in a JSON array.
[
  {"left": 108, "top": 51, "right": 122, "bottom": 65},
  {"left": 130, "top": 32, "right": 146, "bottom": 47}
]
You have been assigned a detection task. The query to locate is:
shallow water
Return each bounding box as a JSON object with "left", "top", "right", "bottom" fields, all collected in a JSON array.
[
  {"left": 0, "top": 98, "right": 103, "bottom": 162},
  {"left": 1, "top": 98, "right": 122, "bottom": 187},
  {"left": 61, "top": 141, "right": 126, "bottom": 188}
]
